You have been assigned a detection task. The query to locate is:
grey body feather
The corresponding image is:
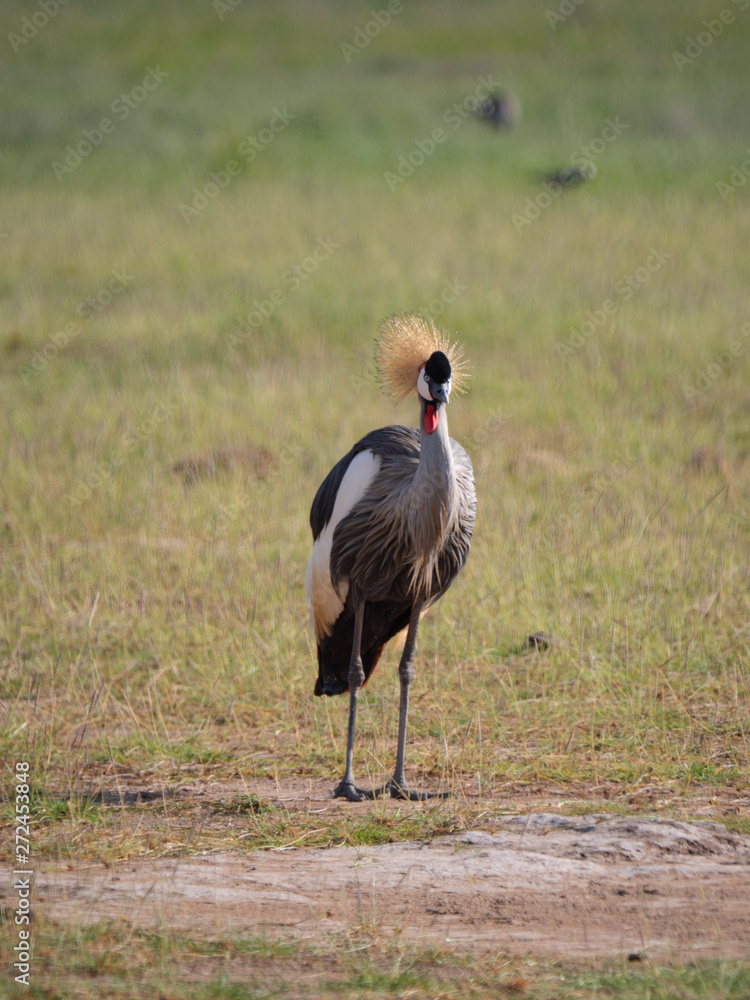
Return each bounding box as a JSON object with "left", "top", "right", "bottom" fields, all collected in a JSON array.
[
  {"left": 310, "top": 407, "right": 475, "bottom": 697},
  {"left": 329, "top": 427, "right": 474, "bottom": 606}
]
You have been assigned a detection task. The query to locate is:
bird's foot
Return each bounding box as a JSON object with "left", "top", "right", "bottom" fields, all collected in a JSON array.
[
  {"left": 332, "top": 780, "right": 370, "bottom": 802},
  {"left": 334, "top": 777, "right": 450, "bottom": 802},
  {"left": 362, "top": 778, "right": 450, "bottom": 801}
]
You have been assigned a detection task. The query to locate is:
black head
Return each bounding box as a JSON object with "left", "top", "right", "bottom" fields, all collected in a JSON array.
[
  {"left": 420, "top": 350, "right": 453, "bottom": 409},
  {"left": 424, "top": 350, "right": 452, "bottom": 384}
]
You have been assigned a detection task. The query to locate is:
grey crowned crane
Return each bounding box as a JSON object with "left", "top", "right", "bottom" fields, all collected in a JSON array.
[{"left": 305, "top": 315, "right": 476, "bottom": 801}]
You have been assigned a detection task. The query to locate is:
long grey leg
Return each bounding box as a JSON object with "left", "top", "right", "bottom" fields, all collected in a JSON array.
[
  {"left": 390, "top": 597, "right": 423, "bottom": 795},
  {"left": 333, "top": 600, "right": 367, "bottom": 802},
  {"left": 362, "top": 596, "right": 447, "bottom": 801}
]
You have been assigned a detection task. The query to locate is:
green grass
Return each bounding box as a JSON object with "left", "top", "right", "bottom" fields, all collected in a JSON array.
[
  {"left": 1, "top": 0, "right": 749, "bottom": 991},
  {"left": 2, "top": 918, "right": 749, "bottom": 999}
]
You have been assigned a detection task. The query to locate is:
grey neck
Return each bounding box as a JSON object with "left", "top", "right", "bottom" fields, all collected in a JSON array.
[{"left": 406, "top": 398, "right": 458, "bottom": 580}]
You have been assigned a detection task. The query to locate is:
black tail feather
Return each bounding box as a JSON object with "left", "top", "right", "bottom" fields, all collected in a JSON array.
[{"left": 314, "top": 601, "right": 412, "bottom": 697}]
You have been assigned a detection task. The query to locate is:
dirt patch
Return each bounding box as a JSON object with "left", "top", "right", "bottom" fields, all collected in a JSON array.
[
  {"left": 171, "top": 443, "right": 275, "bottom": 484},
  {"left": 15, "top": 802, "right": 750, "bottom": 962}
]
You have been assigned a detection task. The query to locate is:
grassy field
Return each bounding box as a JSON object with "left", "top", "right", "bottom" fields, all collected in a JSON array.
[
  {"left": 1, "top": 0, "right": 750, "bottom": 995},
  {"left": 2, "top": 919, "right": 750, "bottom": 1000}
]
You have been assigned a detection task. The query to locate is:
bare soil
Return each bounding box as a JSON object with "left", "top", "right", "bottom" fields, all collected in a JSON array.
[{"left": 10, "top": 778, "right": 750, "bottom": 963}]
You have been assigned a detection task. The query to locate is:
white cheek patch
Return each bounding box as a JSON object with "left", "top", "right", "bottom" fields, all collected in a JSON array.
[{"left": 417, "top": 364, "right": 432, "bottom": 401}]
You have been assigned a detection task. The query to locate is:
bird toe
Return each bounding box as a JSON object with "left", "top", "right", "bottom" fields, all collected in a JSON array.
[
  {"left": 332, "top": 780, "right": 367, "bottom": 802},
  {"left": 388, "top": 780, "right": 449, "bottom": 801}
]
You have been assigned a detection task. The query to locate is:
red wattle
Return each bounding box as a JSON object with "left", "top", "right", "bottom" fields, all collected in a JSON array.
[{"left": 424, "top": 404, "right": 438, "bottom": 434}]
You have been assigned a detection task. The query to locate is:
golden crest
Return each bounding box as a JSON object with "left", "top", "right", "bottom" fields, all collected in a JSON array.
[{"left": 374, "top": 314, "right": 470, "bottom": 402}]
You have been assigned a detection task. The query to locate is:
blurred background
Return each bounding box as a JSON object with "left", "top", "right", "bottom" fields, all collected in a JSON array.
[{"left": 1, "top": 0, "right": 749, "bottom": 841}]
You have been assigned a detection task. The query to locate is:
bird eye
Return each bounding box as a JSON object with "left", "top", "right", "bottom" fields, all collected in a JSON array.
[{"left": 423, "top": 373, "right": 429, "bottom": 381}]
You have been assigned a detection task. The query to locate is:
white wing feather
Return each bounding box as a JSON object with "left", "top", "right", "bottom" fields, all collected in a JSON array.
[{"left": 305, "top": 449, "right": 381, "bottom": 638}]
